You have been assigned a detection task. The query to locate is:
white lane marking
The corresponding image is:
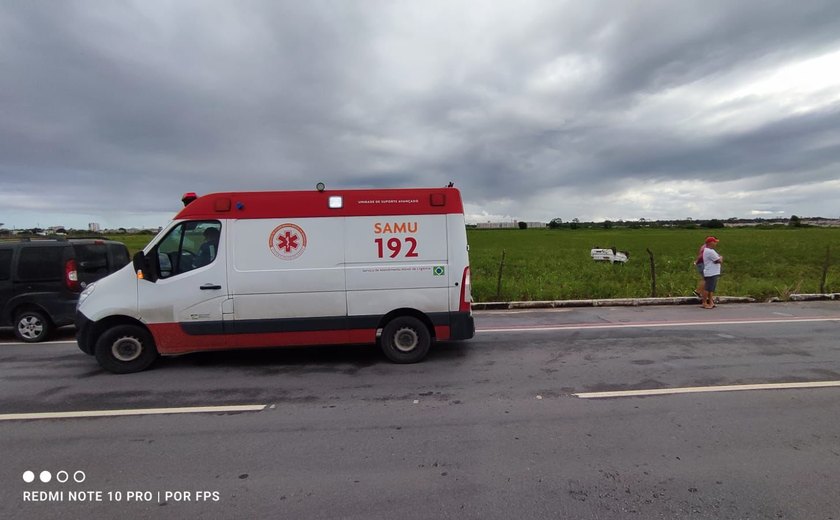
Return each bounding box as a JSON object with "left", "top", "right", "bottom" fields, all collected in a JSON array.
[
  {"left": 478, "top": 317, "right": 840, "bottom": 333},
  {"left": 0, "top": 404, "right": 267, "bottom": 422},
  {"left": 574, "top": 381, "right": 840, "bottom": 399}
]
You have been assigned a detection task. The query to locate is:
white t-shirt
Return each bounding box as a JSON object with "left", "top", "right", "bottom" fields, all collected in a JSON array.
[{"left": 702, "top": 247, "right": 721, "bottom": 276}]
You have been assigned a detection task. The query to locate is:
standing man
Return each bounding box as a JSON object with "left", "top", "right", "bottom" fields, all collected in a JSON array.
[{"left": 701, "top": 236, "right": 722, "bottom": 309}]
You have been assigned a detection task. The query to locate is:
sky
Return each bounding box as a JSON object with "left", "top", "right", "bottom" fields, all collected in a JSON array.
[{"left": 2, "top": 0, "right": 840, "bottom": 230}]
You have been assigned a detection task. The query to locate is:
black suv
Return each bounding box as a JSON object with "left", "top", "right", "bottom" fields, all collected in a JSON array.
[{"left": 0, "top": 238, "right": 130, "bottom": 342}]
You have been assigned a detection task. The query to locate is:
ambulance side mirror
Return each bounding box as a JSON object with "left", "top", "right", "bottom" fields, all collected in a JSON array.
[{"left": 132, "top": 251, "right": 159, "bottom": 282}]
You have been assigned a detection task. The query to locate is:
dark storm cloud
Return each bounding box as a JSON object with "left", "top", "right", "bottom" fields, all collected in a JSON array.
[
  {"left": 1, "top": 1, "right": 379, "bottom": 212},
  {"left": 592, "top": 1, "right": 840, "bottom": 97},
  {"left": 579, "top": 107, "right": 840, "bottom": 188},
  {"left": 360, "top": 0, "right": 840, "bottom": 208},
  {"left": 2, "top": 0, "right": 840, "bottom": 226}
]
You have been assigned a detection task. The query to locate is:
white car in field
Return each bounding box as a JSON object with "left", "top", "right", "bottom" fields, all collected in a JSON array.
[{"left": 590, "top": 248, "right": 629, "bottom": 264}]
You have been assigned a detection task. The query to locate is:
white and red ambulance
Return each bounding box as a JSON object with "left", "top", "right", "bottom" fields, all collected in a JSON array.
[{"left": 76, "top": 186, "right": 474, "bottom": 373}]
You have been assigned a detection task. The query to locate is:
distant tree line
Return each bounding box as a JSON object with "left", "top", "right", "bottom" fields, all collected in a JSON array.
[
  {"left": 489, "top": 215, "right": 827, "bottom": 230},
  {"left": 0, "top": 228, "right": 158, "bottom": 238}
]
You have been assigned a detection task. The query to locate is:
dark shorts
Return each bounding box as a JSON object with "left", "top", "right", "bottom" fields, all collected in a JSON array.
[
  {"left": 704, "top": 275, "right": 719, "bottom": 292},
  {"left": 695, "top": 263, "right": 704, "bottom": 276}
]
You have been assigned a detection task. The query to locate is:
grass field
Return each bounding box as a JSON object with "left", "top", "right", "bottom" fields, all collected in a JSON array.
[
  {"left": 107, "top": 234, "right": 156, "bottom": 255},
  {"left": 108, "top": 227, "right": 840, "bottom": 302},
  {"left": 467, "top": 227, "right": 840, "bottom": 302}
]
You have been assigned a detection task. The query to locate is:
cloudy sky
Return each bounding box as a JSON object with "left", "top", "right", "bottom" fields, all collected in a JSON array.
[{"left": 2, "top": 0, "right": 840, "bottom": 229}]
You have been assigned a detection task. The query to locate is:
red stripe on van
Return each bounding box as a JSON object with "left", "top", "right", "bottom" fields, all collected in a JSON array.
[
  {"left": 175, "top": 188, "right": 464, "bottom": 220},
  {"left": 148, "top": 323, "right": 379, "bottom": 355},
  {"left": 434, "top": 325, "right": 451, "bottom": 340},
  {"left": 147, "top": 324, "right": 229, "bottom": 353}
]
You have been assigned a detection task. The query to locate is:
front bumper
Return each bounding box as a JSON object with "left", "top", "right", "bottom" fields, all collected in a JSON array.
[{"left": 75, "top": 312, "right": 96, "bottom": 355}]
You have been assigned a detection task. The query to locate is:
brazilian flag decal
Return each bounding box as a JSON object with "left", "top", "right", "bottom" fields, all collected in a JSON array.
[{"left": 433, "top": 266, "right": 445, "bottom": 276}]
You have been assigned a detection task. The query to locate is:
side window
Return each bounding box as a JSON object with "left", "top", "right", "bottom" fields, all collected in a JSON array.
[
  {"left": 156, "top": 221, "right": 221, "bottom": 279},
  {"left": 193, "top": 222, "right": 222, "bottom": 269},
  {"left": 0, "top": 249, "right": 12, "bottom": 281},
  {"left": 17, "top": 247, "right": 63, "bottom": 282}
]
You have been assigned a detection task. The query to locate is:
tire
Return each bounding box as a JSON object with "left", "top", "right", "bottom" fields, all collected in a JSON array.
[
  {"left": 94, "top": 324, "right": 159, "bottom": 374},
  {"left": 380, "top": 316, "right": 431, "bottom": 364},
  {"left": 14, "top": 310, "right": 53, "bottom": 343}
]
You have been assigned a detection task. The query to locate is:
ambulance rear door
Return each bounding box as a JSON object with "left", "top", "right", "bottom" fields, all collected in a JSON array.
[{"left": 344, "top": 215, "right": 450, "bottom": 320}]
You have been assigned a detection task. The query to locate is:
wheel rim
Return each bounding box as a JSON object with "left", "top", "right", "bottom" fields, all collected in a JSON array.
[
  {"left": 112, "top": 337, "right": 143, "bottom": 362},
  {"left": 393, "top": 327, "right": 419, "bottom": 352},
  {"left": 17, "top": 316, "right": 44, "bottom": 340}
]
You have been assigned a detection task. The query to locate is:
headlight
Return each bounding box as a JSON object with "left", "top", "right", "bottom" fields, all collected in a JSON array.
[{"left": 77, "top": 283, "right": 96, "bottom": 309}]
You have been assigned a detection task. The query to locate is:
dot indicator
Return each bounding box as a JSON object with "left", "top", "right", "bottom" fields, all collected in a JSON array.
[
  {"left": 40, "top": 471, "right": 52, "bottom": 483},
  {"left": 22, "top": 471, "right": 35, "bottom": 483}
]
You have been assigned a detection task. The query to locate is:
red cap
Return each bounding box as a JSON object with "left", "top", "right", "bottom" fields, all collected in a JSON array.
[{"left": 705, "top": 236, "right": 719, "bottom": 244}]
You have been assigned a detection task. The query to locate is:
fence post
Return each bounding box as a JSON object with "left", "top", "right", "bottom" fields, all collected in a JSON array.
[
  {"left": 820, "top": 245, "right": 831, "bottom": 294},
  {"left": 495, "top": 250, "right": 506, "bottom": 300},
  {"left": 646, "top": 248, "right": 656, "bottom": 297}
]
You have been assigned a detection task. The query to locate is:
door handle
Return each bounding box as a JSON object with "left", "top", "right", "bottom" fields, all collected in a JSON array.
[{"left": 200, "top": 284, "right": 222, "bottom": 290}]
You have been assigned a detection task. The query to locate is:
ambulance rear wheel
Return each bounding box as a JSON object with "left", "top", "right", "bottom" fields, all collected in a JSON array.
[
  {"left": 380, "top": 316, "right": 431, "bottom": 363},
  {"left": 94, "top": 324, "right": 159, "bottom": 374}
]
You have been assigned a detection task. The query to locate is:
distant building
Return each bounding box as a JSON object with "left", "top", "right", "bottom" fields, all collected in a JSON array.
[
  {"left": 723, "top": 218, "right": 840, "bottom": 228},
  {"left": 88, "top": 222, "right": 101, "bottom": 232},
  {"left": 476, "top": 221, "right": 517, "bottom": 229},
  {"left": 475, "top": 221, "right": 546, "bottom": 229},
  {"left": 802, "top": 218, "right": 840, "bottom": 227}
]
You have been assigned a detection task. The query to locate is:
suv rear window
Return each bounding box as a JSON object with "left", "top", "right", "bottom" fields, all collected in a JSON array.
[
  {"left": 109, "top": 243, "right": 130, "bottom": 268},
  {"left": 73, "top": 244, "right": 111, "bottom": 279},
  {"left": 71, "top": 243, "right": 131, "bottom": 284},
  {"left": 17, "top": 246, "right": 64, "bottom": 281}
]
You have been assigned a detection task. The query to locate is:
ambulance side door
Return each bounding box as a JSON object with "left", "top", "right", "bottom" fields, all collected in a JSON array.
[
  {"left": 228, "top": 218, "right": 348, "bottom": 343},
  {"left": 138, "top": 220, "right": 231, "bottom": 350}
]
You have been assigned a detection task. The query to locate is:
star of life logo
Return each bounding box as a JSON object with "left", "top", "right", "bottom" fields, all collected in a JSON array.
[{"left": 268, "top": 223, "right": 307, "bottom": 260}]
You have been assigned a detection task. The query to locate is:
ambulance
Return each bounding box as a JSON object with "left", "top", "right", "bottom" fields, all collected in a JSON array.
[{"left": 76, "top": 186, "right": 475, "bottom": 373}]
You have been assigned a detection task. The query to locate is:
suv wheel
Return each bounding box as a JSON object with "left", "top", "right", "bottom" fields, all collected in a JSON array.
[
  {"left": 380, "top": 316, "right": 431, "bottom": 363},
  {"left": 14, "top": 310, "right": 53, "bottom": 343},
  {"left": 94, "top": 324, "right": 159, "bottom": 374}
]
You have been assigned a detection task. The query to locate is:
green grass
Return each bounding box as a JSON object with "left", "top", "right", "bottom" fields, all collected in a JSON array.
[
  {"left": 468, "top": 227, "right": 840, "bottom": 302},
  {"left": 106, "top": 234, "right": 155, "bottom": 255},
  {"left": 107, "top": 227, "right": 840, "bottom": 302}
]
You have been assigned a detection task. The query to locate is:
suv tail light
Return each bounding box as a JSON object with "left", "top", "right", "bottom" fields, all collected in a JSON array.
[
  {"left": 65, "top": 259, "right": 81, "bottom": 292},
  {"left": 459, "top": 267, "right": 472, "bottom": 313}
]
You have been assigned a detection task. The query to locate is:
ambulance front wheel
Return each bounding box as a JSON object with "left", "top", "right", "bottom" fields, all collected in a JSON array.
[
  {"left": 94, "top": 324, "right": 159, "bottom": 374},
  {"left": 380, "top": 316, "right": 431, "bottom": 363}
]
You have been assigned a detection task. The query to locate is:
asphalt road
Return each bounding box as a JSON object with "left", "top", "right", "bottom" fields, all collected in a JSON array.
[{"left": 1, "top": 301, "right": 839, "bottom": 519}]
